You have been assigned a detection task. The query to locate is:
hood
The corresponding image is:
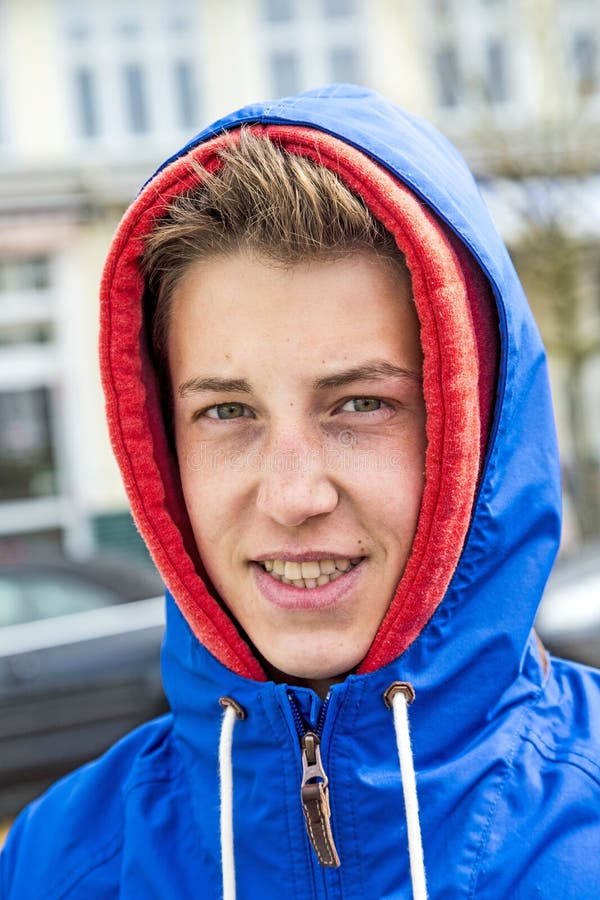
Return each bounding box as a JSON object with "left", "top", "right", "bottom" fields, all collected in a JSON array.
[{"left": 100, "top": 84, "right": 561, "bottom": 699}]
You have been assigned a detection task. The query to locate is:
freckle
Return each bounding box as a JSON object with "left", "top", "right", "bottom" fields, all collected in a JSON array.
[{"left": 224, "top": 353, "right": 231, "bottom": 360}]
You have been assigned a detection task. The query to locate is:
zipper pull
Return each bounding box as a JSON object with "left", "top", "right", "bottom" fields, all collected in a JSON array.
[{"left": 300, "top": 731, "right": 341, "bottom": 868}]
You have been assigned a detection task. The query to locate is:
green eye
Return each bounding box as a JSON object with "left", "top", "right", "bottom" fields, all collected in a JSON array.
[
  {"left": 342, "top": 398, "right": 382, "bottom": 413},
  {"left": 207, "top": 402, "right": 247, "bottom": 419}
]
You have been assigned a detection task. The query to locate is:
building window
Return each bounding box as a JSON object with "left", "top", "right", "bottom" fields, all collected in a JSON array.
[
  {"left": 485, "top": 38, "right": 509, "bottom": 103},
  {"left": 123, "top": 63, "right": 149, "bottom": 134},
  {"left": 263, "top": 0, "right": 296, "bottom": 22},
  {"left": 62, "top": 0, "right": 201, "bottom": 142},
  {"left": 0, "top": 388, "right": 57, "bottom": 502},
  {"left": 323, "top": 0, "right": 357, "bottom": 16},
  {"left": 0, "top": 255, "right": 54, "bottom": 350},
  {"left": 63, "top": 4, "right": 91, "bottom": 43},
  {"left": 435, "top": 43, "right": 461, "bottom": 107},
  {"left": 0, "top": 257, "right": 50, "bottom": 292},
  {"left": 0, "top": 323, "right": 54, "bottom": 347},
  {"left": 115, "top": 12, "right": 143, "bottom": 39},
  {"left": 173, "top": 59, "right": 198, "bottom": 130},
  {"left": 163, "top": 0, "right": 195, "bottom": 33},
  {"left": 270, "top": 50, "right": 301, "bottom": 96},
  {"left": 329, "top": 45, "right": 362, "bottom": 83},
  {"left": 262, "top": 0, "right": 365, "bottom": 97},
  {"left": 573, "top": 32, "right": 598, "bottom": 96},
  {"left": 73, "top": 65, "right": 99, "bottom": 138}
]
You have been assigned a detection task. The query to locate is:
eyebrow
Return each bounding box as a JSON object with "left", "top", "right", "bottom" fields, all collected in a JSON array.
[
  {"left": 177, "top": 360, "right": 421, "bottom": 398},
  {"left": 312, "top": 360, "right": 422, "bottom": 390},
  {"left": 178, "top": 376, "right": 252, "bottom": 398}
]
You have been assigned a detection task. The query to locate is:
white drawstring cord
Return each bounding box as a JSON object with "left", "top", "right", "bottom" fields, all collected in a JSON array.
[
  {"left": 385, "top": 682, "right": 428, "bottom": 900},
  {"left": 218, "top": 687, "right": 425, "bottom": 898},
  {"left": 218, "top": 697, "right": 245, "bottom": 900}
]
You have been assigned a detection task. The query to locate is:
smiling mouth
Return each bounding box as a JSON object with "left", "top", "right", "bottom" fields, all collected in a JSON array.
[{"left": 256, "top": 557, "right": 363, "bottom": 589}]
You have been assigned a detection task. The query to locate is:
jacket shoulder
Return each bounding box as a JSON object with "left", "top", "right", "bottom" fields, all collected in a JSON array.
[
  {"left": 535, "top": 656, "right": 600, "bottom": 773},
  {"left": 1, "top": 714, "right": 177, "bottom": 900},
  {"left": 469, "top": 660, "right": 600, "bottom": 898}
]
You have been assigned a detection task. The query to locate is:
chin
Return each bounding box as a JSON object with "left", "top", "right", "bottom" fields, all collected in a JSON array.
[{"left": 262, "top": 640, "right": 368, "bottom": 685}]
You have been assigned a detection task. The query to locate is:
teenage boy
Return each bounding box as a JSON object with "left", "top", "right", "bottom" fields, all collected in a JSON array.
[{"left": 2, "top": 85, "right": 599, "bottom": 900}]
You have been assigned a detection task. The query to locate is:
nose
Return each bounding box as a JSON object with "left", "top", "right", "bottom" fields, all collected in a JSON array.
[{"left": 255, "top": 429, "right": 339, "bottom": 528}]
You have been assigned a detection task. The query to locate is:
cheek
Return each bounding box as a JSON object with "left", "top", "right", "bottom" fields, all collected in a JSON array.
[
  {"left": 349, "top": 444, "right": 425, "bottom": 540},
  {"left": 178, "top": 449, "right": 251, "bottom": 548},
  {"left": 367, "top": 472, "right": 424, "bottom": 529},
  {"left": 346, "top": 423, "right": 425, "bottom": 494}
]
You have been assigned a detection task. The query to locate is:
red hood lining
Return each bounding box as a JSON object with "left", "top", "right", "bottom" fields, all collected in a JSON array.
[{"left": 99, "top": 125, "right": 497, "bottom": 679}]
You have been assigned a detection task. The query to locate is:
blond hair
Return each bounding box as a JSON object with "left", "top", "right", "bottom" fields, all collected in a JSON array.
[{"left": 142, "top": 129, "right": 407, "bottom": 367}]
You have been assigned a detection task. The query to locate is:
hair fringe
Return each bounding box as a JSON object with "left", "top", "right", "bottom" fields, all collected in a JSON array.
[{"left": 142, "top": 129, "right": 407, "bottom": 369}]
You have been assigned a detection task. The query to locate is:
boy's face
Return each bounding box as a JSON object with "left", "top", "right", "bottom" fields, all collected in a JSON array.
[{"left": 168, "top": 251, "right": 426, "bottom": 689}]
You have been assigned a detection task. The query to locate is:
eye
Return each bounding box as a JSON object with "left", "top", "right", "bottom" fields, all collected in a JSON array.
[
  {"left": 340, "top": 397, "right": 383, "bottom": 413},
  {"left": 205, "top": 402, "right": 250, "bottom": 420}
]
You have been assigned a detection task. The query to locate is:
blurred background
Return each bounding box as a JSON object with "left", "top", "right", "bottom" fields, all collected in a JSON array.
[{"left": 1, "top": 0, "right": 599, "bottom": 832}]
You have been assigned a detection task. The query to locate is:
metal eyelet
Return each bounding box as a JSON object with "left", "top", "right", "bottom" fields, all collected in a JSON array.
[
  {"left": 219, "top": 696, "right": 247, "bottom": 719},
  {"left": 383, "top": 681, "right": 416, "bottom": 709}
]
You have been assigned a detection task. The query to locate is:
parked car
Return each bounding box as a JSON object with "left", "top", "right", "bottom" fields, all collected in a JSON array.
[
  {"left": 536, "top": 542, "right": 600, "bottom": 669},
  {"left": 3, "top": 546, "right": 596, "bottom": 821},
  {"left": 0, "top": 556, "right": 168, "bottom": 818}
]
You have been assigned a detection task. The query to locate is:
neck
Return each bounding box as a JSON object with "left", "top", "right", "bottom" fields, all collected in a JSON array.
[{"left": 260, "top": 659, "right": 348, "bottom": 700}]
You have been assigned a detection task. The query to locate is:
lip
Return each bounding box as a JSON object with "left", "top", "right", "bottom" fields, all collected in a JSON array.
[{"left": 251, "top": 558, "right": 365, "bottom": 610}]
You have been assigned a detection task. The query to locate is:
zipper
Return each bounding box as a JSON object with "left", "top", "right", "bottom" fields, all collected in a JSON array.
[{"left": 288, "top": 691, "right": 341, "bottom": 868}]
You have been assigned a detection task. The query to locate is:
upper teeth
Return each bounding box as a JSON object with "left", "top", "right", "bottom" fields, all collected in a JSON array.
[{"left": 262, "top": 557, "right": 361, "bottom": 586}]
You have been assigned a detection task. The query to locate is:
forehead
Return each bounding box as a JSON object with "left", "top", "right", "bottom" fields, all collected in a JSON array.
[{"left": 167, "top": 251, "right": 421, "bottom": 384}]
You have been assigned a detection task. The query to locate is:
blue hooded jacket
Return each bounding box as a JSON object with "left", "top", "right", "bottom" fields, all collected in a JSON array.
[{"left": 2, "top": 85, "right": 599, "bottom": 899}]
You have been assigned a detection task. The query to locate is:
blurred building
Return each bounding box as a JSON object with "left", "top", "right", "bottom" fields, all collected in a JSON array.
[{"left": 0, "top": 0, "right": 599, "bottom": 559}]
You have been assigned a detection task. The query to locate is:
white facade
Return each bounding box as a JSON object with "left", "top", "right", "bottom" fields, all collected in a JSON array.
[{"left": 1, "top": 0, "right": 599, "bottom": 555}]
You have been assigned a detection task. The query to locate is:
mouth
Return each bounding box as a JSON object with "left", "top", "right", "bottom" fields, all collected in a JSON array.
[{"left": 256, "top": 557, "right": 363, "bottom": 589}]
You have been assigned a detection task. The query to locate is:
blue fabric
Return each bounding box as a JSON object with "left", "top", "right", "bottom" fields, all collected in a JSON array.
[{"left": 3, "top": 84, "right": 599, "bottom": 898}]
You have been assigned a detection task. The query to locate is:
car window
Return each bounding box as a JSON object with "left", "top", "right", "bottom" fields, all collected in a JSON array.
[
  {"left": 0, "top": 572, "right": 122, "bottom": 627},
  {"left": 0, "top": 579, "right": 23, "bottom": 627}
]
